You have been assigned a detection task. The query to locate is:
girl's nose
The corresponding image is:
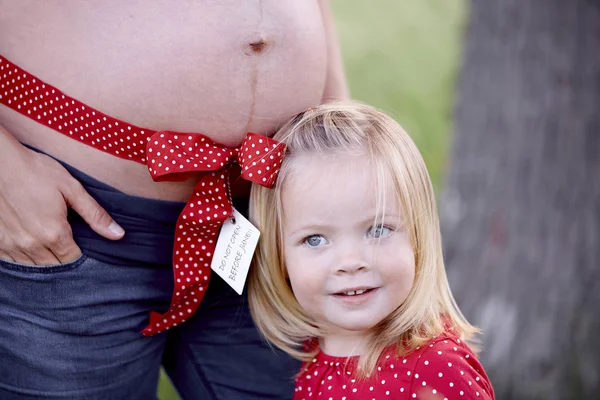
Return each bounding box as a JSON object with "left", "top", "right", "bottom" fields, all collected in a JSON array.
[{"left": 335, "top": 246, "right": 370, "bottom": 275}]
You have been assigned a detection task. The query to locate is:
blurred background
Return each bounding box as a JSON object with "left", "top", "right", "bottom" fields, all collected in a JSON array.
[{"left": 160, "top": 0, "right": 599, "bottom": 399}]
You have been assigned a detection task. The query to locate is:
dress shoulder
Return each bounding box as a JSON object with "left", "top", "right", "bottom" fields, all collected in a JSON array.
[{"left": 409, "top": 337, "right": 495, "bottom": 399}]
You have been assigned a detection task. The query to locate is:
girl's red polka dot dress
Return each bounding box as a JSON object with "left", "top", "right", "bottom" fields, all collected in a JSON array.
[{"left": 294, "top": 335, "right": 495, "bottom": 400}]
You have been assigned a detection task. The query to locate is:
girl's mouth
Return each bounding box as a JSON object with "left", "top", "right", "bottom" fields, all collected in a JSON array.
[
  {"left": 333, "top": 287, "right": 377, "bottom": 297},
  {"left": 340, "top": 288, "right": 372, "bottom": 296},
  {"left": 332, "top": 287, "right": 378, "bottom": 305}
]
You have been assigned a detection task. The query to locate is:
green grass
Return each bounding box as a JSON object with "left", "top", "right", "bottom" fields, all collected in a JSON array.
[
  {"left": 158, "top": 370, "right": 179, "bottom": 400},
  {"left": 333, "top": 0, "right": 466, "bottom": 188},
  {"left": 157, "top": 1, "right": 466, "bottom": 398}
]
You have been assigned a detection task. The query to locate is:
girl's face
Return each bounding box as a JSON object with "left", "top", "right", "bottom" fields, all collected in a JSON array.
[{"left": 281, "top": 151, "right": 415, "bottom": 355}]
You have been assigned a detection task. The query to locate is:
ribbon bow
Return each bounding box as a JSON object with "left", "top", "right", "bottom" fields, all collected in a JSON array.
[{"left": 141, "top": 131, "right": 285, "bottom": 336}]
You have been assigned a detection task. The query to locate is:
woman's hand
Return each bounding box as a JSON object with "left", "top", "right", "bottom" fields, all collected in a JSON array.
[{"left": 0, "top": 125, "right": 124, "bottom": 265}]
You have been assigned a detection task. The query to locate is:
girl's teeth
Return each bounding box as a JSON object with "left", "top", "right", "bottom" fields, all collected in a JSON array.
[{"left": 344, "top": 289, "right": 367, "bottom": 296}]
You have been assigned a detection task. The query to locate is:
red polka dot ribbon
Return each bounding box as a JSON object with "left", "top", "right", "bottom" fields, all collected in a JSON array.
[
  {"left": 0, "top": 55, "right": 285, "bottom": 335},
  {"left": 141, "top": 131, "right": 284, "bottom": 335}
]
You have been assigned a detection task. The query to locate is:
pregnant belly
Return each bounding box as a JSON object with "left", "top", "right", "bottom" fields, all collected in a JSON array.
[{"left": 0, "top": 0, "right": 327, "bottom": 200}]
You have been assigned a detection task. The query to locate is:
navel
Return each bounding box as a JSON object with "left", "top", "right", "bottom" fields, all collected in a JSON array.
[{"left": 247, "top": 39, "right": 269, "bottom": 54}]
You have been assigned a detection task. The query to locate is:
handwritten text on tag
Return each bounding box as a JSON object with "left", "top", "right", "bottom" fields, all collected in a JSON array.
[{"left": 210, "top": 208, "right": 260, "bottom": 295}]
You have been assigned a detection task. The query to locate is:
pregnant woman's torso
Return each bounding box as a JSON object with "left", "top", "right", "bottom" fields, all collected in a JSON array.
[{"left": 0, "top": 0, "right": 328, "bottom": 200}]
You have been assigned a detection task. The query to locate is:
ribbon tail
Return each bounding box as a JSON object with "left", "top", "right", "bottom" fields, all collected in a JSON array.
[
  {"left": 141, "top": 286, "right": 206, "bottom": 336},
  {"left": 141, "top": 172, "right": 231, "bottom": 336},
  {"left": 140, "top": 213, "right": 213, "bottom": 335}
]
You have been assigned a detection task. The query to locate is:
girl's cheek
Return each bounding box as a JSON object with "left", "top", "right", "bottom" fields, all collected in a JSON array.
[{"left": 284, "top": 253, "right": 308, "bottom": 283}]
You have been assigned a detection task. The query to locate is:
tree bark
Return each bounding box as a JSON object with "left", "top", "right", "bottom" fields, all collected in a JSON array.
[{"left": 441, "top": 1, "right": 600, "bottom": 399}]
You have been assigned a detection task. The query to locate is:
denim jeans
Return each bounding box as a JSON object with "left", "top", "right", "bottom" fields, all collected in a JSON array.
[{"left": 0, "top": 156, "right": 298, "bottom": 400}]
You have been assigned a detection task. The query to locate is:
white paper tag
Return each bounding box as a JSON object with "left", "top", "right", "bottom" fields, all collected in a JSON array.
[{"left": 210, "top": 208, "right": 260, "bottom": 295}]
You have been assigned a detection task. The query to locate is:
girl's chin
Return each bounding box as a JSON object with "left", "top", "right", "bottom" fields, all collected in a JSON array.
[
  {"left": 318, "top": 326, "right": 378, "bottom": 357},
  {"left": 323, "top": 319, "right": 383, "bottom": 335}
]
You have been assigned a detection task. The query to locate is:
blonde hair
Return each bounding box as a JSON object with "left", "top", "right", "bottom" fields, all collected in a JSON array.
[{"left": 249, "top": 100, "right": 478, "bottom": 376}]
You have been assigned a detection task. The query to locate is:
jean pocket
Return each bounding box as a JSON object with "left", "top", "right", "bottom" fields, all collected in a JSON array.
[{"left": 0, "top": 254, "right": 88, "bottom": 274}]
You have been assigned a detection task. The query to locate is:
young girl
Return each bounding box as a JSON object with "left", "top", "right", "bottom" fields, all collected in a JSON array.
[{"left": 248, "top": 102, "right": 495, "bottom": 399}]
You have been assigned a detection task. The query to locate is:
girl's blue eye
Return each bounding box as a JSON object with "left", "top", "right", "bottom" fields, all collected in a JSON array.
[
  {"left": 304, "top": 235, "right": 327, "bottom": 247},
  {"left": 368, "top": 225, "right": 392, "bottom": 239}
]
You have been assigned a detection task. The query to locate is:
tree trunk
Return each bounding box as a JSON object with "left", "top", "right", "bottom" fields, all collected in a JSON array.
[{"left": 441, "top": 1, "right": 600, "bottom": 399}]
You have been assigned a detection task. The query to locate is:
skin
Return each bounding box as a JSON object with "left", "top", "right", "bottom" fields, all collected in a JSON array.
[
  {"left": 281, "top": 152, "right": 416, "bottom": 357},
  {"left": 0, "top": 0, "right": 348, "bottom": 265}
]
